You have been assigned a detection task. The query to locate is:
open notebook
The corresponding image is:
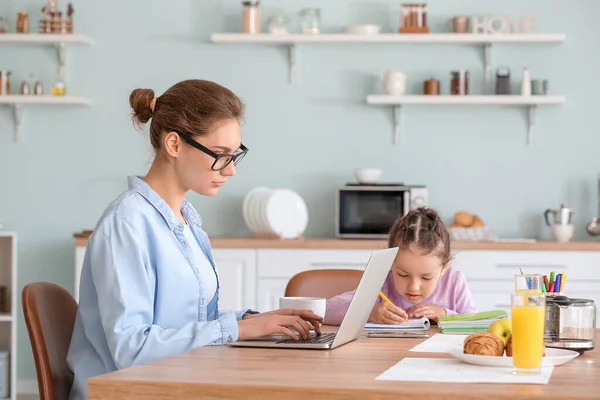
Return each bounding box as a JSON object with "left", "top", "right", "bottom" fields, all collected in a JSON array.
[{"left": 364, "top": 317, "right": 430, "bottom": 331}]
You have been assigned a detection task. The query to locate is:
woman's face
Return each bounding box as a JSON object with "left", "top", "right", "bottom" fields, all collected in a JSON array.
[
  {"left": 169, "top": 118, "right": 242, "bottom": 196},
  {"left": 390, "top": 244, "right": 447, "bottom": 305}
]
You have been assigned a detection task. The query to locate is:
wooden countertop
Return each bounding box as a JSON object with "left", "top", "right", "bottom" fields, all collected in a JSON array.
[
  {"left": 73, "top": 231, "right": 600, "bottom": 251},
  {"left": 88, "top": 327, "right": 600, "bottom": 400}
]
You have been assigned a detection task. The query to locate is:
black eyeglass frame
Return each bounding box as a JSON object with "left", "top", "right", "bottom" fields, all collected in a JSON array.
[{"left": 173, "top": 130, "right": 249, "bottom": 171}]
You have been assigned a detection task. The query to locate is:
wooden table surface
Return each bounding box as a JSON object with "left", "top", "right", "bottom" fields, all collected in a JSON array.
[{"left": 87, "top": 327, "right": 600, "bottom": 400}]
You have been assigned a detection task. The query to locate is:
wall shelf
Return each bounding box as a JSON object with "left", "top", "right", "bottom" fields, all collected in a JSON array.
[
  {"left": 210, "top": 33, "right": 566, "bottom": 83},
  {"left": 365, "top": 95, "right": 566, "bottom": 145},
  {"left": 0, "top": 33, "right": 95, "bottom": 66},
  {"left": 0, "top": 96, "right": 93, "bottom": 142}
]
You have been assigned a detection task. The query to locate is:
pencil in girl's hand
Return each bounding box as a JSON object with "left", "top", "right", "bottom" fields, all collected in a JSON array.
[{"left": 379, "top": 292, "right": 409, "bottom": 323}]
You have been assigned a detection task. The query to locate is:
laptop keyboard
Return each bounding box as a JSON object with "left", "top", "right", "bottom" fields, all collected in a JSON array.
[{"left": 276, "top": 332, "right": 337, "bottom": 345}]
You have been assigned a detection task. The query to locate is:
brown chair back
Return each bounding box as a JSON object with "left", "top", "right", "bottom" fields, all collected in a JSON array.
[
  {"left": 284, "top": 269, "right": 364, "bottom": 299},
  {"left": 22, "top": 282, "right": 78, "bottom": 400}
]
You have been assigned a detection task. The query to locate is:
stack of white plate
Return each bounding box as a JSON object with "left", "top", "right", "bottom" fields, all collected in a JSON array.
[{"left": 242, "top": 187, "right": 309, "bottom": 239}]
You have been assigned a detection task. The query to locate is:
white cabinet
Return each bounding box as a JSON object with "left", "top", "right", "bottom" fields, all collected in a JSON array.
[
  {"left": 0, "top": 232, "right": 17, "bottom": 400},
  {"left": 74, "top": 244, "right": 600, "bottom": 321},
  {"left": 211, "top": 249, "right": 257, "bottom": 311}
]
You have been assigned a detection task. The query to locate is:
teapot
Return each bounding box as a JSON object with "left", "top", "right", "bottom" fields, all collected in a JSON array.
[{"left": 544, "top": 203, "right": 574, "bottom": 226}]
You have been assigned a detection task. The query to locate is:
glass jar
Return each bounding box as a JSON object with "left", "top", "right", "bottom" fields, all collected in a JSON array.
[
  {"left": 0, "top": 70, "right": 11, "bottom": 95},
  {"left": 0, "top": 16, "right": 8, "bottom": 33},
  {"left": 299, "top": 8, "right": 321, "bottom": 34},
  {"left": 450, "top": 70, "right": 469, "bottom": 95},
  {"left": 241, "top": 0, "right": 260, "bottom": 34},
  {"left": 267, "top": 15, "right": 289, "bottom": 34}
]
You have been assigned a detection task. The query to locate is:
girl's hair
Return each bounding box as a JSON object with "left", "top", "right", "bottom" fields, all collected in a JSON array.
[
  {"left": 387, "top": 207, "right": 452, "bottom": 264},
  {"left": 128, "top": 79, "right": 245, "bottom": 151}
]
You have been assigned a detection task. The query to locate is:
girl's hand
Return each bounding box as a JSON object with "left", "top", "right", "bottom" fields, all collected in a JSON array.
[
  {"left": 237, "top": 309, "right": 323, "bottom": 341},
  {"left": 368, "top": 302, "right": 409, "bottom": 324},
  {"left": 406, "top": 304, "right": 446, "bottom": 322}
]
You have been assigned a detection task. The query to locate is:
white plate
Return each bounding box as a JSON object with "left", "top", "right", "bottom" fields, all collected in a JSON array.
[
  {"left": 448, "top": 347, "right": 579, "bottom": 368},
  {"left": 265, "top": 189, "right": 308, "bottom": 239},
  {"left": 242, "top": 187, "right": 270, "bottom": 233}
]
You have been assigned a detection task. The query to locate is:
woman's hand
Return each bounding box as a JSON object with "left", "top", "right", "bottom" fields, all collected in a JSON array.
[
  {"left": 237, "top": 308, "right": 323, "bottom": 341},
  {"left": 406, "top": 304, "right": 446, "bottom": 322},
  {"left": 368, "top": 302, "right": 409, "bottom": 324}
]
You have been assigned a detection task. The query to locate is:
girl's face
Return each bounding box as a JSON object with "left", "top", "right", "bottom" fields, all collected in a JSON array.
[{"left": 391, "top": 244, "right": 448, "bottom": 305}]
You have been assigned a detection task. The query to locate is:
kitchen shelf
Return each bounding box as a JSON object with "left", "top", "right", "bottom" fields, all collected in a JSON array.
[
  {"left": 210, "top": 33, "right": 566, "bottom": 83},
  {"left": 0, "top": 33, "right": 95, "bottom": 66},
  {"left": 365, "top": 95, "right": 566, "bottom": 145},
  {"left": 0, "top": 96, "right": 93, "bottom": 142}
]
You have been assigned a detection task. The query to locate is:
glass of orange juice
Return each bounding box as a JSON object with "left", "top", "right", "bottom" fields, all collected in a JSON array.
[
  {"left": 514, "top": 274, "right": 543, "bottom": 294},
  {"left": 511, "top": 293, "right": 546, "bottom": 375}
]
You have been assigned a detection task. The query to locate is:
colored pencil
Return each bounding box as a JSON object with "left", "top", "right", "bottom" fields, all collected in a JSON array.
[
  {"left": 560, "top": 273, "right": 567, "bottom": 292},
  {"left": 543, "top": 275, "right": 550, "bottom": 292}
]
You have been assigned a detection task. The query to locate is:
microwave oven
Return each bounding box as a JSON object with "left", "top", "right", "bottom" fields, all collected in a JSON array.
[{"left": 335, "top": 183, "right": 428, "bottom": 239}]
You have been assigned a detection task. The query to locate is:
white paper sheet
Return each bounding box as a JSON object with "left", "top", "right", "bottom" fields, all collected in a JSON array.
[
  {"left": 409, "top": 333, "right": 468, "bottom": 353},
  {"left": 376, "top": 358, "right": 553, "bottom": 384}
]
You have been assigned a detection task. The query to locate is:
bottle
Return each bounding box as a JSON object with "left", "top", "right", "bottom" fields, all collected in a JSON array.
[
  {"left": 242, "top": 1, "right": 260, "bottom": 34},
  {"left": 521, "top": 67, "right": 531, "bottom": 96},
  {"left": 52, "top": 66, "right": 66, "bottom": 96}
]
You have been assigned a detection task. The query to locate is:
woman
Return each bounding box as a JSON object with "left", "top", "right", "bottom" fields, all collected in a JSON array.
[{"left": 66, "top": 79, "right": 323, "bottom": 400}]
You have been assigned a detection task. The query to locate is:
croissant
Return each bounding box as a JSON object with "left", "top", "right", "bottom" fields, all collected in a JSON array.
[
  {"left": 463, "top": 332, "right": 505, "bottom": 356},
  {"left": 505, "top": 336, "right": 546, "bottom": 357}
]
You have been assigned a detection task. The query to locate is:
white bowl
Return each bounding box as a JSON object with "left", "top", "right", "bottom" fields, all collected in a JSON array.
[
  {"left": 354, "top": 168, "right": 382, "bottom": 184},
  {"left": 343, "top": 24, "right": 381, "bottom": 35}
]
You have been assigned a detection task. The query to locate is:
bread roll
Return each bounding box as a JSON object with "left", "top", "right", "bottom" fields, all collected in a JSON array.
[
  {"left": 471, "top": 215, "right": 485, "bottom": 227},
  {"left": 453, "top": 211, "right": 475, "bottom": 227},
  {"left": 463, "top": 332, "right": 504, "bottom": 356}
]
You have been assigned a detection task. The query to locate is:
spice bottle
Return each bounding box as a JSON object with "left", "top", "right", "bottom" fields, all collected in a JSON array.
[
  {"left": 0, "top": 70, "right": 11, "bottom": 95},
  {"left": 424, "top": 78, "right": 440, "bottom": 95},
  {"left": 242, "top": 1, "right": 260, "bottom": 34},
  {"left": 52, "top": 66, "right": 66, "bottom": 96},
  {"left": 450, "top": 70, "right": 469, "bottom": 95},
  {"left": 16, "top": 11, "right": 30, "bottom": 33}
]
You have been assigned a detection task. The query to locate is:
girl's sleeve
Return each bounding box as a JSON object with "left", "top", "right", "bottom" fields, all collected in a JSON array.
[
  {"left": 445, "top": 271, "right": 477, "bottom": 315},
  {"left": 323, "top": 290, "right": 356, "bottom": 325}
]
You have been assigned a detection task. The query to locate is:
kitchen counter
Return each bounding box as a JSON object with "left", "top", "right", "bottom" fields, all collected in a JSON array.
[{"left": 73, "top": 231, "right": 600, "bottom": 251}]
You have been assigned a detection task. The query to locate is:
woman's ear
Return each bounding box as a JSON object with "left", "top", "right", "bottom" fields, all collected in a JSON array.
[{"left": 163, "top": 131, "right": 181, "bottom": 158}]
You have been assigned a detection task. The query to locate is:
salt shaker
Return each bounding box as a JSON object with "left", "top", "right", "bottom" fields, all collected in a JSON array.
[
  {"left": 495, "top": 67, "right": 511, "bottom": 95},
  {"left": 34, "top": 81, "right": 43, "bottom": 95},
  {"left": 20, "top": 81, "right": 30, "bottom": 95}
]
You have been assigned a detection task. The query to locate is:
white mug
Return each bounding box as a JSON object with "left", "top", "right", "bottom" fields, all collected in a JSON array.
[
  {"left": 382, "top": 70, "right": 407, "bottom": 96},
  {"left": 552, "top": 223, "right": 574, "bottom": 243},
  {"left": 279, "top": 296, "right": 326, "bottom": 320}
]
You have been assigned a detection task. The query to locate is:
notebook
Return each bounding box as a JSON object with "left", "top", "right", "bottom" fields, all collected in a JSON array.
[
  {"left": 438, "top": 310, "right": 507, "bottom": 333},
  {"left": 365, "top": 317, "right": 430, "bottom": 331}
]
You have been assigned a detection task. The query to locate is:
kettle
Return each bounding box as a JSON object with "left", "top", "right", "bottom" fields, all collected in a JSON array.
[
  {"left": 544, "top": 295, "right": 596, "bottom": 353},
  {"left": 544, "top": 203, "right": 574, "bottom": 226}
]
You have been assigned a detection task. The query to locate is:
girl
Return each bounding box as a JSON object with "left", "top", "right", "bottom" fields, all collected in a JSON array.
[
  {"left": 66, "top": 80, "right": 322, "bottom": 400},
  {"left": 325, "top": 207, "right": 476, "bottom": 325}
]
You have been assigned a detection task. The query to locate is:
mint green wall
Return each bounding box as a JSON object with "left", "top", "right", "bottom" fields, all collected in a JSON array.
[{"left": 1, "top": 0, "right": 598, "bottom": 382}]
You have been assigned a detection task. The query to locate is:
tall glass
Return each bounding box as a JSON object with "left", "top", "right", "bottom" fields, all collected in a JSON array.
[
  {"left": 511, "top": 293, "right": 546, "bottom": 375},
  {"left": 514, "top": 274, "right": 543, "bottom": 294}
]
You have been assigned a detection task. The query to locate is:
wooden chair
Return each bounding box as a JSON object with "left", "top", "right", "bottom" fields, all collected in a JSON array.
[
  {"left": 22, "top": 282, "right": 78, "bottom": 400},
  {"left": 284, "top": 269, "right": 364, "bottom": 299}
]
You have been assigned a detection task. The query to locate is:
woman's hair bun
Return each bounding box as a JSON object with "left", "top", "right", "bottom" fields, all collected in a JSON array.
[{"left": 129, "top": 88, "right": 155, "bottom": 126}]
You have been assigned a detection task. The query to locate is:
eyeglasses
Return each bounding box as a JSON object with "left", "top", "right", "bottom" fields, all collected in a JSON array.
[{"left": 173, "top": 130, "right": 248, "bottom": 172}]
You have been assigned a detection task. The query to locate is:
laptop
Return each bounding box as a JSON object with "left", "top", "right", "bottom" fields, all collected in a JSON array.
[{"left": 229, "top": 247, "right": 399, "bottom": 350}]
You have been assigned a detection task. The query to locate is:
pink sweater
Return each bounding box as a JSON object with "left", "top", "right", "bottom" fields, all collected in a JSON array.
[{"left": 324, "top": 267, "right": 477, "bottom": 325}]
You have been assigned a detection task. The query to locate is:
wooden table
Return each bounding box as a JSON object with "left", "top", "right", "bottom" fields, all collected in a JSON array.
[{"left": 88, "top": 328, "right": 600, "bottom": 400}]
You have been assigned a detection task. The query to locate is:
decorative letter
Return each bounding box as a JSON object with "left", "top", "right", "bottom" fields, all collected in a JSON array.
[
  {"left": 519, "top": 15, "right": 536, "bottom": 33},
  {"left": 488, "top": 16, "right": 510, "bottom": 34},
  {"left": 471, "top": 16, "right": 488, "bottom": 34}
]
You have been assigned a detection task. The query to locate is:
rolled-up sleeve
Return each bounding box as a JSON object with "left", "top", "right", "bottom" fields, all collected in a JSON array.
[{"left": 90, "top": 213, "right": 239, "bottom": 370}]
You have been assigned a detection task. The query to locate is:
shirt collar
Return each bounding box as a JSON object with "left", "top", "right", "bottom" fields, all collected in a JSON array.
[{"left": 127, "top": 175, "right": 203, "bottom": 230}]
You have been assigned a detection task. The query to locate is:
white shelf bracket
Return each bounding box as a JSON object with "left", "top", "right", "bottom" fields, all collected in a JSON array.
[
  {"left": 393, "top": 106, "right": 402, "bottom": 145},
  {"left": 288, "top": 44, "right": 297, "bottom": 84},
  {"left": 483, "top": 43, "right": 492, "bottom": 87},
  {"left": 12, "top": 104, "right": 22, "bottom": 143},
  {"left": 55, "top": 42, "right": 66, "bottom": 67},
  {"left": 527, "top": 105, "right": 537, "bottom": 146}
]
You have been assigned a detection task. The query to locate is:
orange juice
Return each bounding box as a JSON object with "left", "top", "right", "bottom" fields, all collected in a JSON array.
[
  {"left": 511, "top": 304, "right": 545, "bottom": 370},
  {"left": 515, "top": 289, "right": 542, "bottom": 295}
]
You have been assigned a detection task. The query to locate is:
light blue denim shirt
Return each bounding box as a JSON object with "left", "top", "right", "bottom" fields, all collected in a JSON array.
[{"left": 67, "top": 176, "right": 251, "bottom": 400}]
